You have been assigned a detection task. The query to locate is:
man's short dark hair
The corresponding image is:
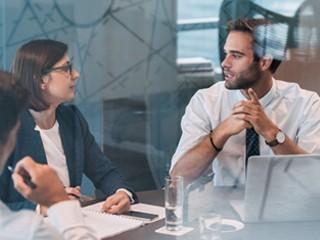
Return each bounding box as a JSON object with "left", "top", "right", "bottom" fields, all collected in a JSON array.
[
  {"left": 12, "top": 39, "right": 68, "bottom": 111},
  {"left": 0, "top": 71, "right": 28, "bottom": 145},
  {"left": 227, "top": 19, "right": 283, "bottom": 73}
]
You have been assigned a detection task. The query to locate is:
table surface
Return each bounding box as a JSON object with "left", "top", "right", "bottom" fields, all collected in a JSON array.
[{"left": 103, "top": 187, "right": 320, "bottom": 240}]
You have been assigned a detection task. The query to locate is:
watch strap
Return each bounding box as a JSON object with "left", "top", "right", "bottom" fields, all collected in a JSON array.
[
  {"left": 265, "top": 130, "right": 285, "bottom": 147},
  {"left": 265, "top": 138, "right": 279, "bottom": 147}
]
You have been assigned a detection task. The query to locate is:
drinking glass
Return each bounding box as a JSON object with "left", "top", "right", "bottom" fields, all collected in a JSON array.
[
  {"left": 199, "top": 212, "right": 222, "bottom": 240},
  {"left": 165, "top": 176, "right": 184, "bottom": 231}
]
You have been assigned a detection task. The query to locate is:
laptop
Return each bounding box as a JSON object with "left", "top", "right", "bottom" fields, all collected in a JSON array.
[{"left": 231, "top": 154, "right": 320, "bottom": 223}]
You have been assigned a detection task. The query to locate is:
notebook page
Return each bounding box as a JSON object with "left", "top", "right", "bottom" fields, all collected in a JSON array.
[
  {"left": 82, "top": 209, "right": 143, "bottom": 239},
  {"left": 83, "top": 202, "right": 165, "bottom": 223}
]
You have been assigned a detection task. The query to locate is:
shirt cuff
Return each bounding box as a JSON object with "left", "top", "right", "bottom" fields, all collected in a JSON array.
[
  {"left": 116, "top": 188, "right": 135, "bottom": 203},
  {"left": 47, "top": 200, "right": 85, "bottom": 232}
]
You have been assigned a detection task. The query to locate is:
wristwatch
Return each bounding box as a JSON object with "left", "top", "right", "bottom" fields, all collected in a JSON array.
[{"left": 265, "top": 130, "right": 285, "bottom": 147}]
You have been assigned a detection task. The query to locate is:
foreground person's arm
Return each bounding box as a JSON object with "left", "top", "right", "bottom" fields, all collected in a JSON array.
[{"left": 12, "top": 156, "right": 98, "bottom": 240}]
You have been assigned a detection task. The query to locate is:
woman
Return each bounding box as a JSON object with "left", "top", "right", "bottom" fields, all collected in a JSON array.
[{"left": 0, "top": 39, "right": 136, "bottom": 214}]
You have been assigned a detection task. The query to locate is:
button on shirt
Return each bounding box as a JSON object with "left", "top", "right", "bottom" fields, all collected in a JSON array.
[{"left": 170, "top": 79, "right": 320, "bottom": 186}]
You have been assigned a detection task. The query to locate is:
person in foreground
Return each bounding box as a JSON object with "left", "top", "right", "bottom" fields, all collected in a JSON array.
[
  {"left": 170, "top": 18, "right": 320, "bottom": 186},
  {"left": 0, "top": 70, "right": 98, "bottom": 239},
  {"left": 0, "top": 39, "right": 136, "bottom": 214}
]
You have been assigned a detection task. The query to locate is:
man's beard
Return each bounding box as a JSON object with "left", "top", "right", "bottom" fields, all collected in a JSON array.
[{"left": 224, "top": 62, "right": 262, "bottom": 90}]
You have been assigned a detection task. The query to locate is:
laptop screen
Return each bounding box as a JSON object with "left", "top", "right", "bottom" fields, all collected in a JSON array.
[{"left": 242, "top": 154, "right": 320, "bottom": 222}]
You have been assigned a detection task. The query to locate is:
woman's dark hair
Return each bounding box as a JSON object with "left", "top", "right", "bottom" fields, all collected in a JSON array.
[
  {"left": 12, "top": 39, "right": 68, "bottom": 111},
  {"left": 0, "top": 71, "right": 28, "bottom": 145}
]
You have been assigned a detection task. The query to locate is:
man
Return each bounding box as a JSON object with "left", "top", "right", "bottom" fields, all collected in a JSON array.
[
  {"left": 0, "top": 70, "right": 97, "bottom": 239},
  {"left": 170, "top": 19, "right": 320, "bottom": 186}
]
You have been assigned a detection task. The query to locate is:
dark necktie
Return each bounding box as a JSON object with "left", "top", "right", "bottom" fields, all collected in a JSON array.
[{"left": 245, "top": 128, "right": 260, "bottom": 169}]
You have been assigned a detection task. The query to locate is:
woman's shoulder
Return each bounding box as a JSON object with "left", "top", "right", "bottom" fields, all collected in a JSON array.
[
  {"left": 57, "top": 104, "right": 88, "bottom": 126},
  {"left": 57, "top": 104, "right": 81, "bottom": 115},
  {"left": 56, "top": 104, "right": 82, "bottom": 121}
]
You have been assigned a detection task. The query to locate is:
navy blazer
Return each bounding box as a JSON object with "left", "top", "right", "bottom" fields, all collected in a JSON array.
[{"left": 0, "top": 105, "right": 136, "bottom": 210}]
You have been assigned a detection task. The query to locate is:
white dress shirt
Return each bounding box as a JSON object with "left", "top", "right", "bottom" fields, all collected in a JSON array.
[
  {"left": 0, "top": 200, "right": 98, "bottom": 239},
  {"left": 170, "top": 79, "right": 320, "bottom": 186}
]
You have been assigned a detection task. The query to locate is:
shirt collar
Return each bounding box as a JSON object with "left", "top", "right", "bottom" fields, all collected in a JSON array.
[
  {"left": 34, "top": 120, "right": 59, "bottom": 131},
  {"left": 233, "top": 78, "right": 276, "bottom": 108},
  {"left": 259, "top": 78, "right": 276, "bottom": 108}
]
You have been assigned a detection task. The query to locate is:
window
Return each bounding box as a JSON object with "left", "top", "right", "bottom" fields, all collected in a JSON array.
[
  {"left": 177, "top": 0, "right": 223, "bottom": 72},
  {"left": 177, "top": 0, "right": 305, "bottom": 73}
]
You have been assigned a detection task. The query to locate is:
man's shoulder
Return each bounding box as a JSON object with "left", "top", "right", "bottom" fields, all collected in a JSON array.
[
  {"left": 188, "top": 81, "right": 231, "bottom": 109},
  {"left": 206, "top": 81, "right": 226, "bottom": 91},
  {"left": 194, "top": 81, "right": 227, "bottom": 97},
  {"left": 275, "top": 79, "right": 319, "bottom": 100}
]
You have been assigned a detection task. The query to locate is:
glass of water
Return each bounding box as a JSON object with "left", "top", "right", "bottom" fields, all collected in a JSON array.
[
  {"left": 165, "top": 176, "right": 184, "bottom": 231},
  {"left": 199, "top": 212, "right": 222, "bottom": 240}
]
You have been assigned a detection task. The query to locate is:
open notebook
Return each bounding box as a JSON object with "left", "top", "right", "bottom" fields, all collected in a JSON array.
[{"left": 82, "top": 202, "right": 165, "bottom": 239}]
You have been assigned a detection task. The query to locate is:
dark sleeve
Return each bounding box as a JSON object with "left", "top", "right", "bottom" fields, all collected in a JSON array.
[
  {"left": 6, "top": 201, "right": 36, "bottom": 210},
  {"left": 0, "top": 155, "right": 37, "bottom": 211},
  {"left": 73, "top": 106, "right": 138, "bottom": 202}
]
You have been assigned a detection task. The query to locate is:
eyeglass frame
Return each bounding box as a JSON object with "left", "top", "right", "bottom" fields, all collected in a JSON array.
[{"left": 41, "top": 60, "right": 73, "bottom": 76}]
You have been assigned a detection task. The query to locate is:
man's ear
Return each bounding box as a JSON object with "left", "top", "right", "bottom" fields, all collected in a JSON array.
[{"left": 259, "top": 54, "right": 273, "bottom": 71}]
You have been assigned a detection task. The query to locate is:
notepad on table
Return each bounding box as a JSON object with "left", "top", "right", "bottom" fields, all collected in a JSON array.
[
  {"left": 82, "top": 202, "right": 165, "bottom": 238},
  {"left": 81, "top": 210, "right": 142, "bottom": 239}
]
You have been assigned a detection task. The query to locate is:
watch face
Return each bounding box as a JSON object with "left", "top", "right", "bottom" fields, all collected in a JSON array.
[{"left": 276, "top": 131, "right": 286, "bottom": 144}]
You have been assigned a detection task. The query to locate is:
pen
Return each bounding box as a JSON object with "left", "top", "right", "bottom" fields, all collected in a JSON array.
[
  {"left": 7, "top": 166, "right": 37, "bottom": 189},
  {"left": 63, "top": 186, "right": 81, "bottom": 200},
  {"left": 67, "top": 192, "right": 81, "bottom": 199}
]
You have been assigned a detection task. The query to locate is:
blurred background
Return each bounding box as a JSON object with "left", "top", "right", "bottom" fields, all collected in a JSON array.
[{"left": 1, "top": 0, "right": 319, "bottom": 194}]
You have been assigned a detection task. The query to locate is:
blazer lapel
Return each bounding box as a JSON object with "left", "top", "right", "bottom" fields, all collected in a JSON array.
[{"left": 22, "top": 111, "right": 47, "bottom": 164}]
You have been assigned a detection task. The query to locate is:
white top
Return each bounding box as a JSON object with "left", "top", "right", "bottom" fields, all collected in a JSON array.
[
  {"left": 35, "top": 121, "right": 70, "bottom": 187},
  {"left": 170, "top": 79, "right": 320, "bottom": 186},
  {"left": 0, "top": 200, "right": 98, "bottom": 239}
]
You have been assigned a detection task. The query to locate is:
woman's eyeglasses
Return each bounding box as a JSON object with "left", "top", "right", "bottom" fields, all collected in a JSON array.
[{"left": 42, "top": 61, "right": 73, "bottom": 75}]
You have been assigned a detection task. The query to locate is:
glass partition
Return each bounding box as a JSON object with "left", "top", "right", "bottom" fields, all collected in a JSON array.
[
  {"left": 2, "top": 0, "right": 320, "bottom": 197},
  {"left": 1, "top": 0, "right": 178, "bottom": 193}
]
